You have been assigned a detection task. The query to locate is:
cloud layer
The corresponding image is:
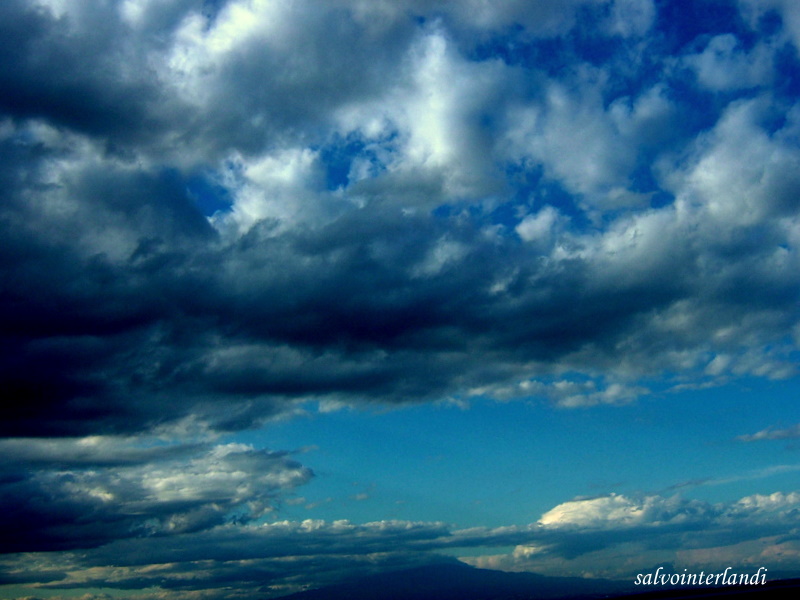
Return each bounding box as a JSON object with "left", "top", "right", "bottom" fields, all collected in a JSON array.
[
  {"left": 2, "top": 0, "right": 800, "bottom": 598},
  {"left": 0, "top": 438, "right": 311, "bottom": 553},
  {"left": 3, "top": 490, "right": 799, "bottom": 597},
  {"left": 2, "top": 0, "right": 799, "bottom": 439}
]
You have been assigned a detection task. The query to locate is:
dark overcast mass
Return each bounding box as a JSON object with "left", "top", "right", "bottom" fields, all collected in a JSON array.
[{"left": 2, "top": 0, "right": 800, "bottom": 599}]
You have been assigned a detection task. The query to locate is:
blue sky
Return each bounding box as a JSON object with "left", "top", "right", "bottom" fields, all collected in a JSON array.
[
  {"left": 1, "top": 0, "right": 800, "bottom": 598},
  {"left": 246, "top": 376, "right": 800, "bottom": 528}
]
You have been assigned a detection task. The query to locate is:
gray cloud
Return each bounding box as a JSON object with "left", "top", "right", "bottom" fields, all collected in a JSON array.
[
  {"left": 2, "top": 0, "right": 800, "bottom": 596},
  {"left": 0, "top": 439, "right": 311, "bottom": 553},
  {"left": 0, "top": 1, "right": 798, "bottom": 440},
  {"left": 2, "top": 491, "right": 796, "bottom": 598}
]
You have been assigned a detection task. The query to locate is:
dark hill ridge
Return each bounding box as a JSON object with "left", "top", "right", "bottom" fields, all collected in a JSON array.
[
  {"left": 273, "top": 561, "right": 632, "bottom": 600},
  {"left": 273, "top": 561, "right": 800, "bottom": 600}
]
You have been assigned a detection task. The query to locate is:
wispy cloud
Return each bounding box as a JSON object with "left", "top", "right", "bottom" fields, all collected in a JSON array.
[{"left": 737, "top": 424, "right": 800, "bottom": 442}]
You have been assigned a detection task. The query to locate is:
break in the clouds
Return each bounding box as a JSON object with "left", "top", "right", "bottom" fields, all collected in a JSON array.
[{"left": 2, "top": 0, "right": 800, "bottom": 598}]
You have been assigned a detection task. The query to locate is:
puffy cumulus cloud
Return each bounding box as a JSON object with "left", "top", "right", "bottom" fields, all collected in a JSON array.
[
  {"left": 158, "top": 0, "right": 421, "bottom": 163},
  {"left": 385, "top": 28, "right": 511, "bottom": 201},
  {"left": 210, "top": 148, "right": 333, "bottom": 237},
  {"left": 502, "top": 70, "right": 638, "bottom": 207},
  {"left": 0, "top": 438, "right": 312, "bottom": 553},
  {"left": 501, "top": 74, "right": 681, "bottom": 217},
  {"left": 550, "top": 380, "right": 647, "bottom": 408},
  {"left": 538, "top": 493, "right": 707, "bottom": 529},
  {"left": 515, "top": 205, "right": 565, "bottom": 248},
  {"left": 737, "top": 0, "right": 800, "bottom": 52},
  {"left": 464, "top": 491, "right": 800, "bottom": 580},
  {"left": 672, "top": 97, "right": 800, "bottom": 227},
  {"left": 684, "top": 34, "right": 774, "bottom": 92}
]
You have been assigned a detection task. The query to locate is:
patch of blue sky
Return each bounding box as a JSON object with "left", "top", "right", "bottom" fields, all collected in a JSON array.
[
  {"left": 234, "top": 375, "right": 800, "bottom": 530},
  {"left": 468, "top": 26, "right": 564, "bottom": 71},
  {"left": 429, "top": 164, "right": 593, "bottom": 238},
  {"left": 629, "top": 162, "right": 675, "bottom": 210},
  {"left": 503, "top": 163, "right": 589, "bottom": 221},
  {"left": 655, "top": 0, "right": 746, "bottom": 51},
  {"left": 773, "top": 43, "right": 800, "bottom": 101},
  {"left": 318, "top": 135, "right": 368, "bottom": 191},
  {"left": 467, "top": 14, "right": 653, "bottom": 96},
  {"left": 186, "top": 170, "right": 234, "bottom": 217},
  {"left": 315, "top": 130, "right": 399, "bottom": 192}
]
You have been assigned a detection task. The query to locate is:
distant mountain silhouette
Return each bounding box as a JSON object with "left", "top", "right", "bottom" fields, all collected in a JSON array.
[
  {"left": 273, "top": 561, "right": 800, "bottom": 600},
  {"left": 273, "top": 560, "right": 632, "bottom": 600}
]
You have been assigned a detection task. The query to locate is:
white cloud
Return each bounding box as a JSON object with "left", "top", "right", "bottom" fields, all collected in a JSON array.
[
  {"left": 466, "top": 490, "right": 800, "bottom": 579},
  {"left": 411, "top": 236, "right": 470, "bottom": 277},
  {"left": 685, "top": 34, "right": 773, "bottom": 92},
  {"left": 506, "top": 72, "right": 636, "bottom": 203},
  {"left": 502, "top": 72, "right": 678, "bottom": 215},
  {"left": 468, "top": 377, "right": 648, "bottom": 408},
  {"left": 604, "top": 0, "right": 656, "bottom": 38},
  {"left": 737, "top": 424, "right": 800, "bottom": 442},
  {"left": 516, "top": 206, "right": 563, "bottom": 245},
  {"left": 12, "top": 489, "right": 799, "bottom": 594},
  {"left": 3, "top": 3, "right": 800, "bottom": 594},
  {"left": 738, "top": 0, "right": 800, "bottom": 53},
  {"left": 608, "top": 84, "right": 678, "bottom": 147},
  {"left": 211, "top": 148, "right": 331, "bottom": 236},
  {"left": 331, "top": 26, "right": 514, "bottom": 207},
  {"left": 538, "top": 493, "right": 688, "bottom": 528},
  {"left": 141, "top": 443, "right": 309, "bottom": 509},
  {"left": 675, "top": 97, "right": 800, "bottom": 227},
  {"left": 553, "top": 381, "right": 647, "bottom": 408},
  {"left": 736, "top": 491, "right": 800, "bottom": 511}
]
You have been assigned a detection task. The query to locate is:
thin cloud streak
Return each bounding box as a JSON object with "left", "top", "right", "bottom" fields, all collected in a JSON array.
[{"left": 738, "top": 424, "right": 800, "bottom": 442}]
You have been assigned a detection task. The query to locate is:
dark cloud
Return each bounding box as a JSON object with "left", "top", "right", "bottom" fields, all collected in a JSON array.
[
  {"left": 2, "top": 0, "right": 800, "bottom": 597},
  {"left": 2, "top": 118, "right": 795, "bottom": 431},
  {"left": 0, "top": 441, "right": 311, "bottom": 553},
  {"left": 1, "top": 0, "right": 798, "bottom": 437},
  {"left": 2, "top": 157, "right": 796, "bottom": 433},
  {"left": 0, "top": 0, "right": 167, "bottom": 145},
  {"left": 1, "top": 492, "right": 795, "bottom": 597}
]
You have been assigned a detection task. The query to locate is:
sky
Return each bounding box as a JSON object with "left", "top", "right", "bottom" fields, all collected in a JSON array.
[{"left": 1, "top": 0, "right": 800, "bottom": 598}]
